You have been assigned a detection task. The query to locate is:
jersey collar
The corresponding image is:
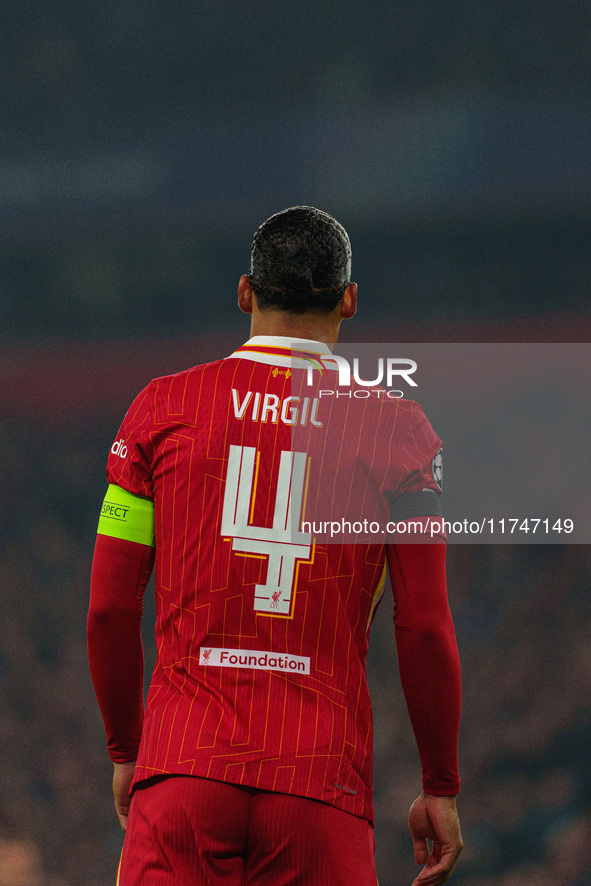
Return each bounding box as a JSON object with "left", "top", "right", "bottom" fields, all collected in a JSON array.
[{"left": 226, "top": 335, "right": 336, "bottom": 371}]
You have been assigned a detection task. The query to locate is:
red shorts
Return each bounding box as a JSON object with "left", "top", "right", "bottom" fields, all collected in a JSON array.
[{"left": 117, "top": 775, "right": 378, "bottom": 886}]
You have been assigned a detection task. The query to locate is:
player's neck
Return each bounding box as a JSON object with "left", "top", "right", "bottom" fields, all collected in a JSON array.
[{"left": 248, "top": 313, "right": 341, "bottom": 350}]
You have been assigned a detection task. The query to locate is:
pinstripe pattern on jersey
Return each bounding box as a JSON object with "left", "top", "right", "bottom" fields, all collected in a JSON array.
[{"left": 105, "top": 337, "right": 442, "bottom": 824}]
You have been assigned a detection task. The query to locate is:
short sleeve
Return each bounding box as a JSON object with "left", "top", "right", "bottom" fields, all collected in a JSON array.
[{"left": 106, "top": 382, "right": 155, "bottom": 498}]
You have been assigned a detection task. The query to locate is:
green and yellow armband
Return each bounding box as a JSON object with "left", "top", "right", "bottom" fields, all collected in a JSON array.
[{"left": 97, "top": 484, "right": 155, "bottom": 547}]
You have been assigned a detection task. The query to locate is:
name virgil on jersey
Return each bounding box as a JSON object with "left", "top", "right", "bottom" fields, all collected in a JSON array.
[{"left": 232, "top": 389, "right": 322, "bottom": 427}]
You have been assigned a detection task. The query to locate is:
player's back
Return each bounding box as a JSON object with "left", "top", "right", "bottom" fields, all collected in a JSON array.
[{"left": 107, "top": 345, "right": 388, "bottom": 821}]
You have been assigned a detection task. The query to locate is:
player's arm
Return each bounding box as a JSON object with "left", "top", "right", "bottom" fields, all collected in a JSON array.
[
  {"left": 87, "top": 484, "right": 155, "bottom": 830},
  {"left": 386, "top": 541, "right": 462, "bottom": 885}
]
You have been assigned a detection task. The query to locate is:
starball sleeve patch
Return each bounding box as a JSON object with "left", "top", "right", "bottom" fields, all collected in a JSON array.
[{"left": 432, "top": 447, "right": 443, "bottom": 492}]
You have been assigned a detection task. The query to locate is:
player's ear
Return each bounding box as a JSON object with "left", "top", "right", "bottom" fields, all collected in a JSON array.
[
  {"left": 340, "top": 282, "right": 357, "bottom": 320},
  {"left": 238, "top": 275, "right": 254, "bottom": 315}
]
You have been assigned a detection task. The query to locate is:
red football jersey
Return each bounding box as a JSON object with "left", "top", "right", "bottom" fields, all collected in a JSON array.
[{"left": 105, "top": 336, "right": 442, "bottom": 823}]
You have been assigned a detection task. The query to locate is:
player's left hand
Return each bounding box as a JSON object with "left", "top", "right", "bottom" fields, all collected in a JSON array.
[
  {"left": 112, "top": 761, "right": 136, "bottom": 831},
  {"left": 408, "top": 792, "right": 463, "bottom": 885}
]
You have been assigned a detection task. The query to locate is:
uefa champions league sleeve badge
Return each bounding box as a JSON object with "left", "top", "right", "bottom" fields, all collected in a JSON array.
[{"left": 432, "top": 448, "right": 443, "bottom": 492}]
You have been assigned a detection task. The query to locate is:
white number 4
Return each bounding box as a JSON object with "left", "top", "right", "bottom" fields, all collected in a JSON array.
[{"left": 221, "top": 445, "right": 311, "bottom": 615}]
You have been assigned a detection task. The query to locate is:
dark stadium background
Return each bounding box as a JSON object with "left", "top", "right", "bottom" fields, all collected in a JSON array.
[{"left": 1, "top": 3, "right": 590, "bottom": 884}]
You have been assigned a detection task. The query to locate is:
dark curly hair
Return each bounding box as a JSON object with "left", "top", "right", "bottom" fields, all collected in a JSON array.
[{"left": 249, "top": 206, "right": 352, "bottom": 315}]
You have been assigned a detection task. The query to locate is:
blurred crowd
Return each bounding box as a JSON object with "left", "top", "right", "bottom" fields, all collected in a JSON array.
[
  {"left": 0, "top": 417, "right": 589, "bottom": 885},
  {"left": 370, "top": 544, "right": 591, "bottom": 885},
  {"left": 2, "top": 1, "right": 590, "bottom": 343},
  {"left": 0, "top": 420, "right": 120, "bottom": 885},
  {"left": 5, "top": 0, "right": 587, "bottom": 140}
]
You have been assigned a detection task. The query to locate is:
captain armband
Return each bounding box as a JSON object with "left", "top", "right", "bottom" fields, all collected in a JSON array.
[{"left": 97, "top": 484, "right": 155, "bottom": 547}]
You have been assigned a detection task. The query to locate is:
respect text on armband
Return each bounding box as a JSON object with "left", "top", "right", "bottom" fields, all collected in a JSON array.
[{"left": 100, "top": 502, "right": 130, "bottom": 521}]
